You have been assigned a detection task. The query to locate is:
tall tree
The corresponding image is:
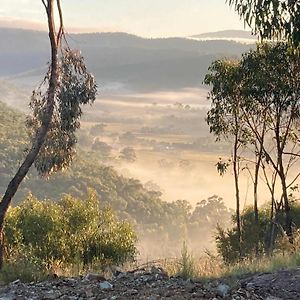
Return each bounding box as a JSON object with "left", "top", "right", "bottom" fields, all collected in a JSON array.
[
  {"left": 240, "top": 42, "right": 300, "bottom": 242},
  {"left": 227, "top": 0, "right": 300, "bottom": 45},
  {"left": 205, "top": 59, "right": 244, "bottom": 256},
  {"left": 206, "top": 42, "right": 300, "bottom": 245},
  {"left": 0, "top": 0, "right": 97, "bottom": 268}
]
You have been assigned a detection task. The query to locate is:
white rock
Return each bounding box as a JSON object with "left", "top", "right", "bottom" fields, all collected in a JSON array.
[
  {"left": 99, "top": 281, "right": 113, "bottom": 290},
  {"left": 216, "top": 283, "right": 230, "bottom": 297}
]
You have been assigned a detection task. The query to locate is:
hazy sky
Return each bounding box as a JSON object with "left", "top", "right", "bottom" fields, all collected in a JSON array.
[{"left": 0, "top": 0, "right": 248, "bottom": 37}]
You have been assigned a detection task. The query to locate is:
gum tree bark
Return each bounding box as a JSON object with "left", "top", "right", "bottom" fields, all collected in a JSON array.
[{"left": 0, "top": 0, "right": 62, "bottom": 268}]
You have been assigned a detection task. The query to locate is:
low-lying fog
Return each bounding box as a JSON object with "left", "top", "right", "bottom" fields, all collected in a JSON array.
[{"left": 83, "top": 87, "right": 300, "bottom": 210}]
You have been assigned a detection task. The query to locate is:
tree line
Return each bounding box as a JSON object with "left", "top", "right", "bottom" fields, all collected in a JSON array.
[{"left": 205, "top": 0, "right": 300, "bottom": 259}]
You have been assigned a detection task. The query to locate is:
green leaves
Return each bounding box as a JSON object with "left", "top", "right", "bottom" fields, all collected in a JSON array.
[
  {"left": 227, "top": 0, "right": 300, "bottom": 45},
  {"left": 205, "top": 59, "right": 242, "bottom": 139},
  {"left": 206, "top": 42, "right": 300, "bottom": 147},
  {"left": 27, "top": 49, "right": 97, "bottom": 177},
  {"left": 4, "top": 192, "right": 137, "bottom": 267}
]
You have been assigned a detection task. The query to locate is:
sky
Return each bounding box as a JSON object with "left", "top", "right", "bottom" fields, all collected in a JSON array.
[{"left": 0, "top": 0, "right": 248, "bottom": 38}]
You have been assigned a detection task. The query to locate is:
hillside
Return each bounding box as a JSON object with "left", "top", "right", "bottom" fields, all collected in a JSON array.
[
  {"left": 0, "top": 101, "right": 232, "bottom": 258},
  {"left": 0, "top": 28, "right": 253, "bottom": 92}
]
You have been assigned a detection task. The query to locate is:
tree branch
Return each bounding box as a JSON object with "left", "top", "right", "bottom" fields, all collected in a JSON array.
[
  {"left": 56, "top": 0, "right": 64, "bottom": 47},
  {"left": 41, "top": 0, "right": 47, "bottom": 10}
]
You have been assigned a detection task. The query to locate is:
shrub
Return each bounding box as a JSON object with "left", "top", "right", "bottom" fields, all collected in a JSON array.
[
  {"left": 216, "top": 203, "right": 300, "bottom": 264},
  {"left": 177, "top": 242, "right": 197, "bottom": 279},
  {"left": 3, "top": 190, "right": 137, "bottom": 270}
]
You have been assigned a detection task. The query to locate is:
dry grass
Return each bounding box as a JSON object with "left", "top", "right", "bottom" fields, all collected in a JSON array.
[{"left": 145, "top": 246, "right": 300, "bottom": 281}]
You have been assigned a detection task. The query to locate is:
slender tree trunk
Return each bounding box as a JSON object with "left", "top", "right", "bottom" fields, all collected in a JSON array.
[
  {"left": 0, "top": 0, "right": 60, "bottom": 268},
  {"left": 278, "top": 160, "right": 293, "bottom": 243},
  {"left": 233, "top": 130, "right": 241, "bottom": 257},
  {"left": 253, "top": 148, "right": 262, "bottom": 256},
  {"left": 274, "top": 112, "right": 293, "bottom": 244}
]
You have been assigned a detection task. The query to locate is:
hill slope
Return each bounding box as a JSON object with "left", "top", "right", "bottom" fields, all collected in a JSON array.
[
  {"left": 0, "top": 28, "right": 253, "bottom": 92},
  {"left": 0, "top": 102, "right": 232, "bottom": 256}
]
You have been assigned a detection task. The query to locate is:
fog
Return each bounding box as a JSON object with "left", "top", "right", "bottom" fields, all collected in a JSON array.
[{"left": 85, "top": 89, "right": 292, "bottom": 210}]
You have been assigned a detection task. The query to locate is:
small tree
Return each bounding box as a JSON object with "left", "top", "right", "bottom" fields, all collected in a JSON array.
[
  {"left": 120, "top": 147, "right": 137, "bottom": 162},
  {"left": 89, "top": 123, "right": 107, "bottom": 136},
  {"left": 0, "top": 0, "right": 97, "bottom": 267},
  {"left": 92, "top": 140, "right": 112, "bottom": 157}
]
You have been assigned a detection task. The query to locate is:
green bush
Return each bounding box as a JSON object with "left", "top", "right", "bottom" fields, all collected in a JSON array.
[
  {"left": 216, "top": 204, "right": 300, "bottom": 264},
  {"left": 4, "top": 190, "right": 137, "bottom": 269}
]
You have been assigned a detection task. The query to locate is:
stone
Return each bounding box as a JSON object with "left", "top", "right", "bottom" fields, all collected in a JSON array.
[
  {"left": 85, "top": 288, "right": 94, "bottom": 298},
  {"left": 43, "top": 291, "right": 62, "bottom": 300},
  {"left": 216, "top": 283, "right": 230, "bottom": 297},
  {"left": 9, "top": 279, "right": 21, "bottom": 288},
  {"left": 99, "top": 281, "right": 113, "bottom": 290},
  {"left": 0, "top": 264, "right": 296, "bottom": 299}
]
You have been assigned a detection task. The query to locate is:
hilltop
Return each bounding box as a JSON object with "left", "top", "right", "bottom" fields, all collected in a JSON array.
[
  {"left": 0, "top": 28, "right": 253, "bottom": 92},
  {"left": 190, "top": 29, "right": 256, "bottom": 39}
]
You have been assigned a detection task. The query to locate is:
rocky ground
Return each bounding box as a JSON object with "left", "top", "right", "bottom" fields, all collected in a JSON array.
[{"left": 0, "top": 265, "right": 299, "bottom": 299}]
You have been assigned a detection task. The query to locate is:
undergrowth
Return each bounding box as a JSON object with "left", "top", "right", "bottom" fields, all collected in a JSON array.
[{"left": 1, "top": 243, "right": 300, "bottom": 284}]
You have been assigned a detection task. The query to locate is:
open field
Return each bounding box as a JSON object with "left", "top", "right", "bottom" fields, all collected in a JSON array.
[{"left": 80, "top": 88, "right": 281, "bottom": 209}]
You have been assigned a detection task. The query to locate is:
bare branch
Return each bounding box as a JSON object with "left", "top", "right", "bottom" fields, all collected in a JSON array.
[
  {"left": 287, "top": 172, "right": 300, "bottom": 189},
  {"left": 56, "top": 0, "right": 64, "bottom": 47},
  {"left": 41, "top": 0, "right": 47, "bottom": 10}
]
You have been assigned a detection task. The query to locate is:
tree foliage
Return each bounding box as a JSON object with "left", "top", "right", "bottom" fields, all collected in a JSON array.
[
  {"left": 0, "top": 103, "right": 233, "bottom": 257},
  {"left": 0, "top": 0, "right": 97, "bottom": 268},
  {"left": 227, "top": 0, "right": 300, "bottom": 45},
  {"left": 120, "top": 147, "right": 137, "bottom": 162},
  {"left": 205, "top": 42, "right": 300, "bottom": 243},
  {"left": 216, "top": 203, "right": 300, "bottom": 264},
  {"left": 4, "top": 191, "right": 137, "bottom": 267},
  {"left": 27, "top": 49, "right": 97, "bottom": 177}
]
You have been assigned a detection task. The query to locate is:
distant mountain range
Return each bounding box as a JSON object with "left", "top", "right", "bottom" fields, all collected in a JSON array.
[
  {"left": 191, "top": 30, "right": 256, "bottom": 39},
  {"left": 190, "top": 30, "right": 257, "bottom": 44},
  {"left": 0, "top": 28, "right": 254, "bottom": 92}
]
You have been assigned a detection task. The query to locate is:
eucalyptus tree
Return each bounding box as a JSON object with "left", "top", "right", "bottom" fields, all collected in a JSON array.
[
  {"left": 240, "top": 42, "right": 300, "bottom": 243},
  {"left": 204, "top": 60, "right": 244, "bottom": 255},
  {"left": 227, "top": 0, "right": 300, "bottom": 45},
  {"left": 206, "top": 42, "right": 300, "bottom": 247},
  {"left": 0, "top": 0, "right": 97, "bottom": 267}
]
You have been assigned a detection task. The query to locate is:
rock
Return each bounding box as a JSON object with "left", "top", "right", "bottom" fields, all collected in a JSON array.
[
  {"left": 84, "top": 288, "right": 94, "bottom": 298},
  {"left": 216, "top": 283, "right": 230, "bottom": 297},
  {"left": 110, "top": 265, "right": 124, "bottom": 276},
  {"left": 9, "top": 279, "right": 20, "bottom": 287},
  {"left": 0, "top": 265, "right": 297, "bottom": 299},
  {"left": 43, "top": 291, "right": 62, "bottom": 299},
  {"left": 99, "top": 281, "right": 113, "bottom": 290},
  {"left": 125, "top": 288, "right": 138, "bottom": 295}
]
